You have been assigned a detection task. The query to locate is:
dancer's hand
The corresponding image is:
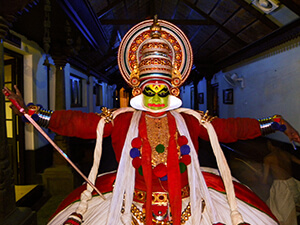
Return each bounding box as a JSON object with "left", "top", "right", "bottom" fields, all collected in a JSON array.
[{"left": 2, "top": 85, "right": 27, "bottom": 116}]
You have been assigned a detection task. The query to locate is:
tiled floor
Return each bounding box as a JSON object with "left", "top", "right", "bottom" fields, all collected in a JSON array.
[
  {"left": 15, "top": 184, "right": 67, "bottom": 225},
  {"left": 36, "top": 194, "right": 67, "bottom": 225}
]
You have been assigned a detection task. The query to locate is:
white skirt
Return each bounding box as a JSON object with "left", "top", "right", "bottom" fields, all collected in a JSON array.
[{"left": 48, "top": 188, "right": 278, "bottom": 225}]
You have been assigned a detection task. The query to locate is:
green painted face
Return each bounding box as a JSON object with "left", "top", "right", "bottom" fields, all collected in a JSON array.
[{"left": 143, "top": 84, "right": 170, "bottom": 110}]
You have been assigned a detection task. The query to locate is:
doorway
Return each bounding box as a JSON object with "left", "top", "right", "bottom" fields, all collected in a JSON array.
[
  {"left": 209, "top": 83, "right": 219, "bottom": 117},
  {"left": 4, "top": 49, "right": 25, "bottom": 185}
]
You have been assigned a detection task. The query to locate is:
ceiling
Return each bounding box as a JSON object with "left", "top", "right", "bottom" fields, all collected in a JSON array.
[{"left": 3, "top": 0, "right": 300, "bottom": 87}]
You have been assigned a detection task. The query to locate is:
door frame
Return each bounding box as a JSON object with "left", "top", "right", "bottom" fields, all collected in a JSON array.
[{"left": 4, "top": 48, "right": 25, "bottom": 184}]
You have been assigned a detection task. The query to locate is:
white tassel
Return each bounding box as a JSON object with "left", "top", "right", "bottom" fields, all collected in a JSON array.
[
  {"left": 231, "top": 210, "right": 244, "bottom": 225},
  {"left": 75, "top": 190, "right": 92, "bottom": 215},
  {"left": 73, "top": 107, "right": 136, "bottom": 219},
  {"left": 172, "top": 109, "right": 219, "bottom": 224},
  {"left": 174, "top": 108, "right": 245, "bottom": 225},
  {"left": 106, "top": 109, "right": 141, "bottom": 225},
  {"left": 205, "top": 123, "right": 243, "bottom": 225},
  {"left": 73, "top": 117, "right": 106, "bottom": 216}
]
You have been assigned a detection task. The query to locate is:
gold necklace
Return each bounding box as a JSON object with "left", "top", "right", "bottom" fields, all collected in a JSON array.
[{"left": 145, "top": 114, "right": 170, "bottom": 167}]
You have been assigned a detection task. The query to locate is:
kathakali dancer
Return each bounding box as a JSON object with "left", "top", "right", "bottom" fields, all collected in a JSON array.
[{"left": 3, "top": 17, "right": 300, "bottom": 225}]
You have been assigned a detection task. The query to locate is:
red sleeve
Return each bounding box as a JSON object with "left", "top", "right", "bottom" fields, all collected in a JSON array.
[
  {"left": 211, "top": 117, "right": 262, "bottom": 143},
  {"left": 182, "top": 113, "right": 262, "bottom": 144},
  {"left": 48, "top": 110, "right": 113, "bottom": 139}
]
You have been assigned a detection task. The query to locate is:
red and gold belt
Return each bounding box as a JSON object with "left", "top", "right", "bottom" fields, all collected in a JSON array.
[{"left": 133, "top": 185, "right": 190, "bottom": 204}]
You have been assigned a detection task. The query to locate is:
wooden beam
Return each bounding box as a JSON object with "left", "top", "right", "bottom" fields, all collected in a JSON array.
[
  {"left": 232, "top": 0, "right": 279, "bottom": 30},
  {"left": 100, "top": 19, "right": 212, "bottom": 25},
  {"left": 181, "top": 0, "right": 247, "bottom": 46},
  {"left": 216, "top": 18, "right": 300, "bottom": 71},
  {"left": 96, "top": 1, "right": 123, "bottom": 19},
  {"left": 280, "top": 0, "right": 300, "bottom": 17},
  {"left": 57, "top": 0, "right": 110, "bottom": 52},
  {"left": 90, "top": 47, "right": 118, "bottom": 67}
]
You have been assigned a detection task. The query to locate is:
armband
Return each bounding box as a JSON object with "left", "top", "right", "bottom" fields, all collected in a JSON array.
[
  {"left": 198, "top": 110, "right": 217, "bottom": 124},
  {"left": 258, "top": 114, "right": 286, "bottom": 136},
  {"left": 22, "top": 103, "right": 53, "bottom": 128},
  {"left": 99, "top": 107, "right": 113, "bottom": 123}
]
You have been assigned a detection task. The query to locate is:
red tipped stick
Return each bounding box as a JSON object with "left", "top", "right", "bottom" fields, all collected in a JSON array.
[{"left": 4, "top": 89, "right": 105, "bottom": 199}]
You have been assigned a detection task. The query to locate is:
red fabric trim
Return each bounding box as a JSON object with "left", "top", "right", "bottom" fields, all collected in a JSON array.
[
  {"left": 167, "top": 112, "right": 181, "bottom": 225},
  {"left": 139, "top": 112, "right": 153, "bottom": 225},
  {"left": 202, "top": 171, "right": 278, "bottom": 223},
  {"left": 63, "top": 218, "right": 81, "bottom": 225}
]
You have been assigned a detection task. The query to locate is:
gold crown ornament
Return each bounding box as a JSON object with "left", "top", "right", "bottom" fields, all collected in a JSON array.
[{"left": 118, "top": 16, "right": 193, "bottom": 97}]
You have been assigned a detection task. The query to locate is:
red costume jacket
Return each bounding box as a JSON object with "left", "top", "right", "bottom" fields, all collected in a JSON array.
[
  {"left": 48, "top": 109, "right": 278, "bottom": 223},
  {"left": 48, "top": 110, "right": 262, "bottom": 191},
  {"left": 48, "top": 110, "right": 261, "bottom": 190},
  {"left": 49, "top": 110, "right": 261, "bottom": 162}
]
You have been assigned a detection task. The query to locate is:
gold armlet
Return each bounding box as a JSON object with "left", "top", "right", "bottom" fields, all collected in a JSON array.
[
  {"left": 198, "top": 110, "right": 217, "bottom": 123},
  {"left": 97, "top": 107, "right": 114, "bottom": 123}
]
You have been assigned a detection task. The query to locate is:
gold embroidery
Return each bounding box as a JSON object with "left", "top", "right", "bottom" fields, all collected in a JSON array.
[
  {"left": 198, "top": 110, "right": 217, "bottom": 124},
  {"left": 130, "top": 202, "right": 192, "bottom": 224},
  {"left": 133, "top": 186, "right": 190, "bottom": 204},
  {"left": 145, "top": 114, "right": 170, "bottom": 167},
  {"left": 97, "top": 107, "right": 113, "bottom": 123}
]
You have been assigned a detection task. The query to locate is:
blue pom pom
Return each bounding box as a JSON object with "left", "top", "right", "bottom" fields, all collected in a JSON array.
[
  {"left": 26, "top": 103, "right": 34, "bottom": 107},
  {"left": 271, "top": 122, "right": 280, "bottom": 130},
  {"left": 279, "top": 124, "right": 287, "bottom": 132},
  {"left": 130, "top": 148, "right": 140, "bottom": 158},
  {"left": 160, "top": 175, "right": 168, "bottom": 181},
  {"left": 31, "top": 114, "right": 39, "bottom": 122},
  {"left": 36, "top": 104, "right": 43, "bottom": 108},
  {"left": 271, "top": 122, "right": 287, "bottom": 132},
  {"left": 22, "top": 115, "right": 29, "bottom": 123},
  {"left": 180, "top": 145, "right": 190, "bottom": 155}
]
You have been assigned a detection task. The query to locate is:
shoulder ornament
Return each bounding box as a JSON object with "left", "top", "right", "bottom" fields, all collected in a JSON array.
[
  {"left": 96, "top": 107, "right": 114, "bottom": 123},
  {"left": 198, "top": 110, "right": 217, "bottom": 124}
]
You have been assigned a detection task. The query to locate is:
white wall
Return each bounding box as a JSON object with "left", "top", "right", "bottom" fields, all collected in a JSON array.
[
  {"left": 4, "top": 31, "right": 50, "bottom": 150},
  {"left": 64, "top": 65, "right": 89, "bottom": 112},
  {"left": 197, "top": 77, "right": 207, "bottom": 112},
  {"left": 180, "top": 83, "right": 193, "bottom": 108},
  {"left": 4, "top": 31, "right": 115, "bottom": 150},
  {"left": 181, "top": 78, "right": 207, "bottom": 111},
  {"left": 89, "top": 77, "right": 115, "bottom": 113},
  {"left": 210, "top": 37, "right": 300, "bottom": 144}
]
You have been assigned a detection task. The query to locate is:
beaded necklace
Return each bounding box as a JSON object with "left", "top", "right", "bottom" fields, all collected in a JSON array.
[{"left": 129, "top": 112, "right": 192, "bottom": 224}]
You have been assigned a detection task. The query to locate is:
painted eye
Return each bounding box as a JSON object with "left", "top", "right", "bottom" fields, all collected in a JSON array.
[
  {"left": 157, "top": 91, "right": 169, "bottom": 97},
  {"left": 143, "top": 87, "right": 155, "bottom": 97},
  {"left": 157, "top": 87, "right": 170, "bottom": 97}
]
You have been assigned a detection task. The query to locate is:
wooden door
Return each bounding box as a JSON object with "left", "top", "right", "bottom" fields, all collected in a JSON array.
[{"left": 4, "top": 49, "right": 25, "bottom": 184}]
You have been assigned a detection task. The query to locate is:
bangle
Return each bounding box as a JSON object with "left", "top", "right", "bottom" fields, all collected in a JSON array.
[
  {"left": 22, "top": 103, "right": 53, "bottom": 128},
  {"left": 258, "top": 115, "right": 286, "bottom": 136},
  {"left": 37, "top": 108, "right": 53, "bottom": 128}
]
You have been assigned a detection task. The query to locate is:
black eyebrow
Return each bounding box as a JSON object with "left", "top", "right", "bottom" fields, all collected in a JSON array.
[{"left": 158, "top": 86, "right": 169, "bottom": 93}]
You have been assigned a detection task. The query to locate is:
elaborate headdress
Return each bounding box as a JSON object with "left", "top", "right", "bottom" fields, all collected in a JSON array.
[{"left": 118, "top": 16, "right": 193, "bottom": 111}]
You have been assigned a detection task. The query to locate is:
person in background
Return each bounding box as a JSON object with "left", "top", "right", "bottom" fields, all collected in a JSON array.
[
  {"left": 263, "top": 141, "right": 300, "bottom": 225},
  {"left": 3, "top": 17, "right": 300, "bottom": 225}
]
